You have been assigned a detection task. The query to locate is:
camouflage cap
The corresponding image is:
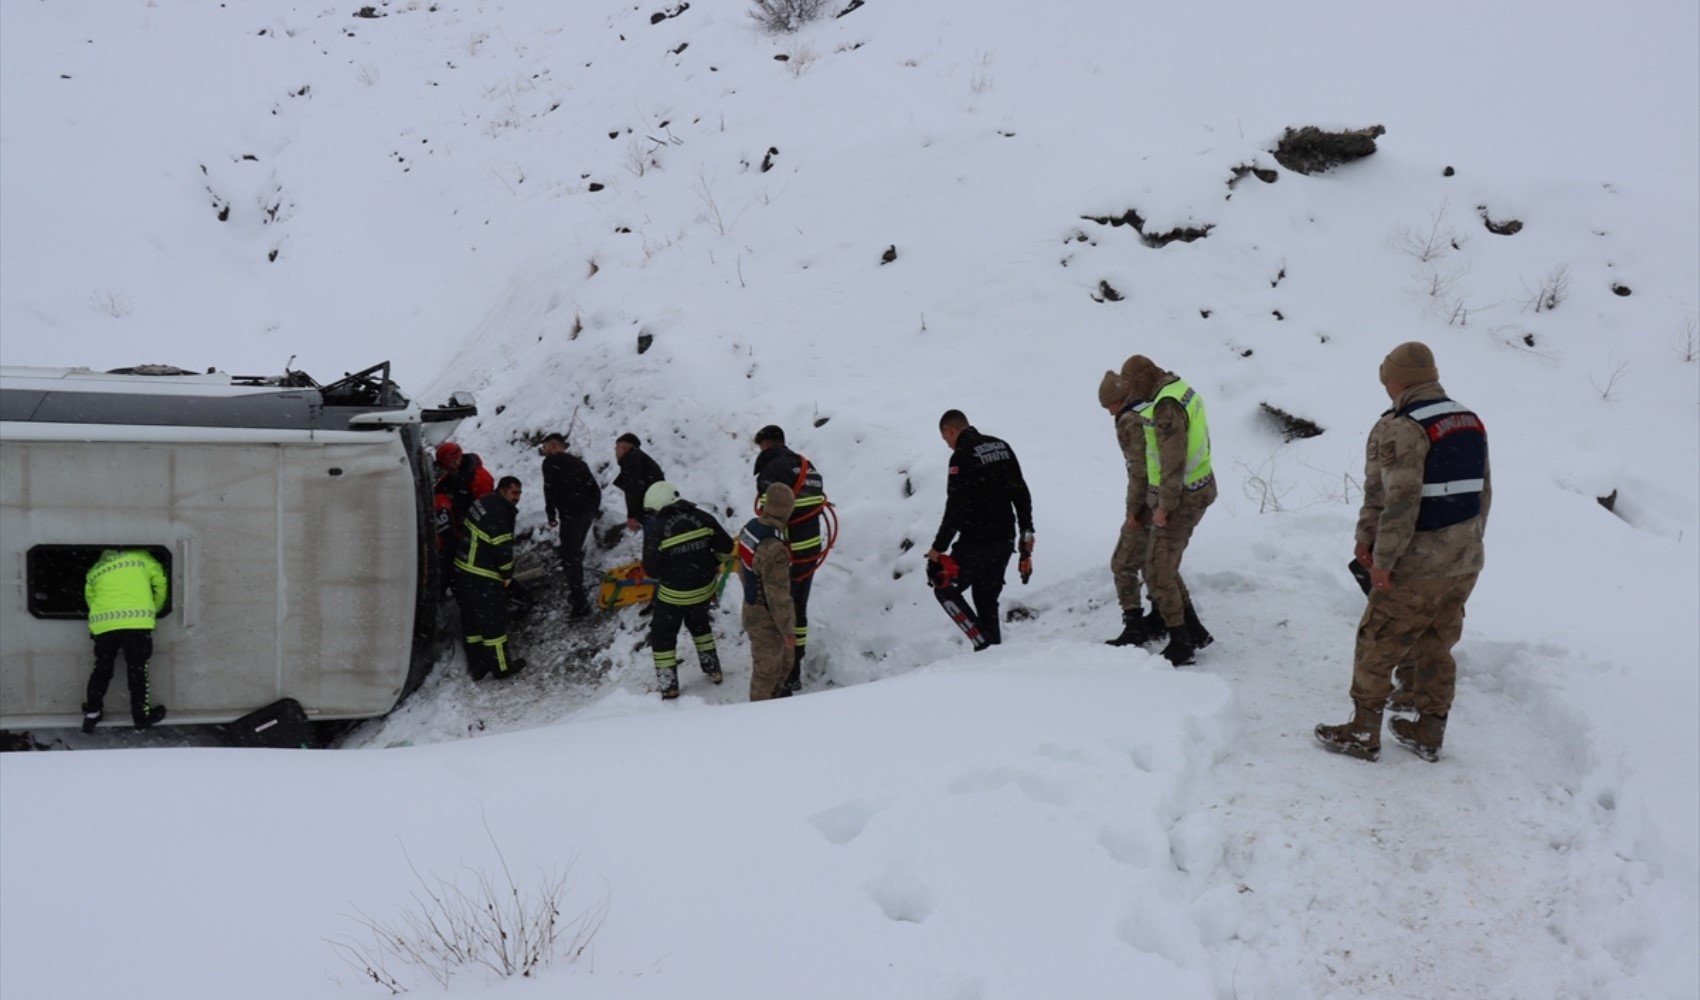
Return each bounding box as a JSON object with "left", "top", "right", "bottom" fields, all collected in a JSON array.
[
  {"left": 1098, "top": 370, "right": 1133, "bottom": 408},
  {"left": 763, "top": 482, "right": 796, "bottom": 522}
]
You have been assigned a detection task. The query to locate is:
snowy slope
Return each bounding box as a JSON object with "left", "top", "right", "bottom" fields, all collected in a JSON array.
[{"left": 2, "top": 0, "right": 1697, "bottom": 997}]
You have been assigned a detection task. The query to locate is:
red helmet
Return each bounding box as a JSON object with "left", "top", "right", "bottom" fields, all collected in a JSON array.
[{"left": 435, "top": 441, "right": 464, "bottom": 468}]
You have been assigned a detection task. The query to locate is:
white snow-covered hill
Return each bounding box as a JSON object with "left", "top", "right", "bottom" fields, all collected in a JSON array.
[{"left": 2, "top": 1, "right": 1696, "bottom": 997}]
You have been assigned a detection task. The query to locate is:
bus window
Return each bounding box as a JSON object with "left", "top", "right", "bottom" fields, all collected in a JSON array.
[{"left": 26, "top": 545, "right": 174, "bottom": 621}]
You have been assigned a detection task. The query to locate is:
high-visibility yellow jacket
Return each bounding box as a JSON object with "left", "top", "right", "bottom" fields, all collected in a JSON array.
[{"left": 84, "top": 549, "right": 168, "bottom": 635}]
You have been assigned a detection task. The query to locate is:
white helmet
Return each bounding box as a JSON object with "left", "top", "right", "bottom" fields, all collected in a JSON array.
[{"left": 643, "top": 481, "right": 681, "bottom": 513}]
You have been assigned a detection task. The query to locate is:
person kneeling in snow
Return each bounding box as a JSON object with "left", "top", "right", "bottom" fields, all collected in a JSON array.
[{"left": 738, "top": 483, "right": 797, "bottom": 702}]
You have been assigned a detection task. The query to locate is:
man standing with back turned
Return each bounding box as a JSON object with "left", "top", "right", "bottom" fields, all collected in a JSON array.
[
  {"left": 752, "top": 425, "right": 826, "bottom": 692},
  {"left": 540, "top": 432, "right": 600, "bottom": 618},
  {"left": 925, "top": 410, "right": 1035, "bottom": 650},
  {"left": 1316, "top": 342, "right": 1489, "bottom": 762}
]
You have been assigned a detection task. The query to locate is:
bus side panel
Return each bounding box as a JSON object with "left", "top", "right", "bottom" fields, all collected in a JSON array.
[
  {"left": 278, "top": 439, "right": 417, "bottom": 717},
  {"left": 0, "top": 441, "right": 282, "bottom": 725}
]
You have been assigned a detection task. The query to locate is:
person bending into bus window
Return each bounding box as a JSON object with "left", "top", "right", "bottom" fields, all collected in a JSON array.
[{"left": 81, "top": 549, "right": 169, "bottom": 733}]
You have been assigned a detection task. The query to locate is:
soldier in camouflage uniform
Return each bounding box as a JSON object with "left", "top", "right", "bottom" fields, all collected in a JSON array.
[
  {"left": 1317, "top": 342, "right": 1490, "bottom": 762},
  {"left": 1099, "top": 367, "right": 1158, "bottom": 646},
  {"left": 1122, "top": 355, "right": 1216, "bottom": 666},
  {"left": 738, "top": 483, "right": 797, "bottom": 702}
]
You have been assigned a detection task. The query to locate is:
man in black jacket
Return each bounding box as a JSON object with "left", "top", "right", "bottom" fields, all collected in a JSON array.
[
  {"left": 752, "top": 424, "right": 827, "bottom": 692},
  {"left": 540, "top": 432, "right": 600, "bottom": 617},
  {"left": 924, "top": 410, "right": 1035, "bottom": 648},
  {"left": 613, "top": 433, "right": 666, "bottom": 533},
  {"left": 642, "top": 481, "right": 735, "bottom": 700},
  {"left": 454, "top": 476, "right": 528, "bottom": 681}
]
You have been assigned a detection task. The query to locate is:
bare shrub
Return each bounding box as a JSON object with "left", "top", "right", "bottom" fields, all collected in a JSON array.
[
  {"left": 1390, "top": 200, "right": 1463, "bottom": 263},
  {"left": 1590, "top": 357, "right": 1629, "bottom": 402},
  {"left": 1674, "top": 317, "right": 1697, "bottom": 363},
  {"left": 327, "top": 826, "right": 607, "bottom": 992},
  {"left": 89, "top": 290, "right": 133, "bottom": 318},
  {"left": 750, "top": 0, "right": 828, "bottom": 33},
  {"left": 1238, "top": 451, "right": 1295, "bottom": 514},
  {"left": 1520, "top": 264, "right": 1570, "bottom": 313},
  {"left": 624, "top": 137, "right": 659, "bottom": 177},
  {"left": 968, "top": 50, "right": 994, "bottom": 94},
  {"left": 783, "top": 44, "right": 818, "bottom": 77}
]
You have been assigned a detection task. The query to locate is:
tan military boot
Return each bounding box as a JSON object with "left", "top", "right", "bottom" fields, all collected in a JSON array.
[
  {"left": 1390, "top": 712, "right": 1447, "bottom": 762},
  {"left": 1315, "top": 706, "right": 1383, "bottom": 762}
]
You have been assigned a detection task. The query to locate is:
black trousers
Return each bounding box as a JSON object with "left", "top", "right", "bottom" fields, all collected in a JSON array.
[
  {"left": 649, "top": 600, "right": 718, "bottom": 675},
  {"left": 785, "top": 574, "right": 813, "bottom": 686},
  {"left": 86, "top": 630, "right": 155, "bottom": 725},
  {"left": 948, "top": 542, "right": 1012, "bottom": 646},
  {"left": 557, "top": 514, "right": 594, "bottom": 609},
  {"left": 455, "top": 575, "right": 515, "bottom": 679}
]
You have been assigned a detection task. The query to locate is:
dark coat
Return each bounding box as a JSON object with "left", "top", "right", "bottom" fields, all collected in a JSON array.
[
  {"left": 614, "top": 446, "right": 666, "bottom": 522},
  {"left": 542, "top": 452, "right": 600, "bottom": 523},
  {"left": 931, "top": 427, "right": 1034, "bottom": 553}
]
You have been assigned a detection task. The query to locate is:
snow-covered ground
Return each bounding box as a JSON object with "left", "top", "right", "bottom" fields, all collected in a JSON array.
[{"left": 2, "top": 1, "right": 1696, "bottom": 997}]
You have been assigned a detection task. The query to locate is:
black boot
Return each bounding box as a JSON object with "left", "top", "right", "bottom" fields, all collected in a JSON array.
[
  {"left": 1160, "top": 626, "right": 1195, "bottom": 667},
  {"left": 1183, "top": 603, "right": 1213, "bottom": 649},
  {"left": 81, "top": 704, "right": 103, "bottom": 735},
  {"left": 1105, "top": 608, "right": 1155, "bottom": 647},
  {"left": 135, "top": 705, "right": 167, "bottom": 730}
]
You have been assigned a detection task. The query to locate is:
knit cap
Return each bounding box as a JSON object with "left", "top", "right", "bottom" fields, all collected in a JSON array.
[{"left": 1379, "top": 341, "right": 1439, "bottom": 386}]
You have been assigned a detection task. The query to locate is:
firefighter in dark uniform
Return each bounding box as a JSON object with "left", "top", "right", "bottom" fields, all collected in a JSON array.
[
  {"left": 924, "top": 409, "right": 1035, "bottom": 648},
  {"left": 613, "top": 433, "right": 666, "bottom": 533},
  {"left": 752, "top": 425, "right": 826, "bottom": 693},
  {"left": 540, "top": 432, "right": 600, "bottom": 617},
  {"left": 454, "top": 476, "right": 528, "bottom": 681},
  {"left": 642, "top": 481, "right": 735, "bottom": 700}
]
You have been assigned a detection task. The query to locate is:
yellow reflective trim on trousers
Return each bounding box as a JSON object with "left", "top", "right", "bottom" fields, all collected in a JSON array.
[
  {"left": 789, "top": 535, "right": 823, "bottom": 553},
  {"left": 792, "top": 495, "right": 825, "bottom": 508},
  {"left": 657, "top": 581, "right": 717, "bottom": 605},
  {"left": 692, "top": 633, "right": 716, "bottom": 650},
  {"left": 659, "top": 527, "right": 713, "bottom": 551}
]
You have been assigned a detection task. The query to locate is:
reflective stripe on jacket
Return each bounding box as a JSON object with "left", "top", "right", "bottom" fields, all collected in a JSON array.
[
  {"left": 455, "top": 493, "right": 517, "bottom": 581},
  {"left": 643, "top": 501, "right": 734, "bottom": 606},
  {"left": 1399, "top": 398, "right": 1487, "bottom": 531},
  {"left": 85, "top": 549, "right": 168, "bottom": 635}
]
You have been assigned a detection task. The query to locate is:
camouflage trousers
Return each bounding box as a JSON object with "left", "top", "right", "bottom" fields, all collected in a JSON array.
[
  {"left": 1145, "top": 481, "right": 1215, "bottom": 627},
  {"left": 1350, "top": 572, "right": 1479, "bottom": 716},
  {"left": 743, "top": 605, "right": 790, "bottom": 702},
  {"left": 1110, "top": 517, "right": 1151, "bottom": 611}
]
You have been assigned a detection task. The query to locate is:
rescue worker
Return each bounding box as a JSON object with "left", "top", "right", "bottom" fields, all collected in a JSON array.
[
  {"left": 540, "top": 432, "right": 600, "bottom": 618},
  {"left": 642, "top": 481, "right": 735, "bottom": 700},
  {"left": 1122, "top": 355, "right": 1216, "bottom": 666},
  {"left": 454, "top": 475, "right": 528, "bottom": 681},
  {"left": 752, "top": 425, "right": 826, "bottom": 693},
  {"left": 80, "top": 548, "right": 169, "bottom": 732},
  {"left": 434, "top": 440, "right": 494, "bottom": 589},
  {"left": 613, "top": 433, "right": 666, "bottom": 533},
  {"left": 1099, "top": 366, "right": 1158, "bottom": 647},
  {"left": 924, "top": 410, "right": 1035, "bottom": 649},
  {"left": 738, "top": 483, "right": 798, "bottom": 702},
  {"left": 1317, "top": 342, "right": 1490, "bottom": 762}
]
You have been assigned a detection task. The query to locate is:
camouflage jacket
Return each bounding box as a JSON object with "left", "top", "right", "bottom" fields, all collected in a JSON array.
[
  {"left": 1355, "top": 381, "right": 1491, "bottom": 580},
  {"left": 1113, "top": 405, "right": 1149, "bottom": 520}
]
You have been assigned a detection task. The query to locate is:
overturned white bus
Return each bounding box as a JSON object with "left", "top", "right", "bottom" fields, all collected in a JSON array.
[{"left": 0, "top": 362, "right": 474, "bottom": 730}]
